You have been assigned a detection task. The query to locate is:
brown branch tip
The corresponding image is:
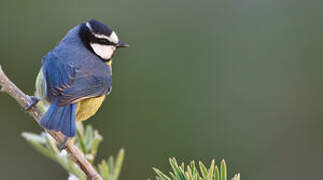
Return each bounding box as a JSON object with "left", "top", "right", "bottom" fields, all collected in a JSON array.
[{"left": 0, "top": 65, "right": 102, "bottom": 180}]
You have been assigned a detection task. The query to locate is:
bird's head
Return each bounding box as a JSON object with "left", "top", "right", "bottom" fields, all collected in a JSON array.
[{"left": 79, "top": 19, "right": 128, "bottom": 62}]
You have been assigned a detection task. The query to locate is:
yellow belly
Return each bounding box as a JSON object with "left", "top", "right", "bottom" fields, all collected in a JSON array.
[
  {"left": 76, "top": 96, "right": 106, "bottom": 121},
  {"left": 77, "top": 61, "right": 111, "bottom": 121}
]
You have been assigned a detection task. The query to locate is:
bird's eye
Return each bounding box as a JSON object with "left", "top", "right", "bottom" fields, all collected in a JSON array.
[
  {"left": 97, "top": 38, "right": 115, "bottom": 46},
  {"left": 98, "top": 39, "right": 108, "bottom": 44}
]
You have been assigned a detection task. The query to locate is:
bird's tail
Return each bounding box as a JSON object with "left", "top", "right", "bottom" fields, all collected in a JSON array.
[{"left": 40, "top": 96, "right": 77, "bottom": 137}]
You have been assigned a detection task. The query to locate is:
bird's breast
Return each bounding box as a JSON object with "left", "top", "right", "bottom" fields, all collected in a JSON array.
[{"left": 76, "top": 96, "right": 106, "bottom": 121}]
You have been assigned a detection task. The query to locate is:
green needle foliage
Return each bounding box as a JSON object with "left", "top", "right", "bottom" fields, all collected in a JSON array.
[
  {"left": 21, "top": 122, "right": 124, "bottom": 180},
  {"left": 22, "top": 124, "right": 240, "bottom": 180},
  {"left": 152, "top": 158, "right": 240, "bottom": 180}
]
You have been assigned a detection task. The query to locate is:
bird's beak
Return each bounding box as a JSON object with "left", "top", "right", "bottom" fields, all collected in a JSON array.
[{"left": 116, "top": 41, "right": 129, "bottom": 48}]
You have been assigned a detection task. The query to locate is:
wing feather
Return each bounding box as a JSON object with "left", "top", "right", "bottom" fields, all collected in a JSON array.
[
  {"left": 42, "top": 52, "right": 77, "bottom": 102},
  {"left": 57, "top": 75, "right": 112, "bottom": 106},
  {"left": 42, "top": 52, "right": 112, "bottom": 106}
]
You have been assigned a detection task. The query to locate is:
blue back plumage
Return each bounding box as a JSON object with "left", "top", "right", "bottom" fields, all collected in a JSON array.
[{"left": 40, "top": 24, "right": 112, "bottom": 137}]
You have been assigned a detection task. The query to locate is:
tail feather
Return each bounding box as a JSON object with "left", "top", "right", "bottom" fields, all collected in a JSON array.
[{"left": 40, "top": 96, "right": 77, "bottom": 137}]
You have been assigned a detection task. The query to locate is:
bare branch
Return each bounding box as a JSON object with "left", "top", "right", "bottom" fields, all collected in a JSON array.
[{"left": 0, "top": 65, "right": 102, "bottom": 180}]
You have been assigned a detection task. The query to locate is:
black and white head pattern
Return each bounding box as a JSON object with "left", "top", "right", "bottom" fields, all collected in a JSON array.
[{"left": 80, "top": 19, "right": 120, "bottom": 61}]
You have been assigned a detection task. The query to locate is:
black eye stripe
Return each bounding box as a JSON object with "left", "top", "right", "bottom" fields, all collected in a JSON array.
[
  {"left": 96, "top": 38, "right": 116, "bottom": 46},
  {"left": 81, "top": 24, "right": 115, "bottom": 45},
  {"left": 79, "top": 23, "right": 114, "bottom": 62}
]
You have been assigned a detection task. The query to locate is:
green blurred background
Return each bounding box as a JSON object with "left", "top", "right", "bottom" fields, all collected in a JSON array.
[{"left": 1, "top": 0, "right": 323, "bottom": 179}]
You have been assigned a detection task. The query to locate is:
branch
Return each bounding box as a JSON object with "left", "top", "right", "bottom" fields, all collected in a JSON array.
[{"left": 0, "top": 65, "right": 102, "bottom": 180}]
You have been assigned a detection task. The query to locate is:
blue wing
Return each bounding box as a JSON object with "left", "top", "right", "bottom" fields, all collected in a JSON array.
[
  {"left": 57, "top": 74, "right": 112, "bottom": 106},
  {"left": 42, "top": 51, "right": 112, "bottom": 106},
  {"left": 42, "top": 52, "right": 77, "bottom": 103}
]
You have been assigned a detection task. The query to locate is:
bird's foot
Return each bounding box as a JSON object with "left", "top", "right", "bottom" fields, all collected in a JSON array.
[
  {"left": 24, "top": 96, "right": 40, "bottom": 111},
  {"left": 58, "top": 136, "right": 69, "bottom": 151}
]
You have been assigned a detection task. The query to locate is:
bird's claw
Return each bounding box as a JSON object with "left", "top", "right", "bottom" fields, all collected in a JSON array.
[
  {"left": 58, "top": 136, "right": 69, "bottom": 151},
  {"left": 25, "top": 96, "right": 40, "bottom": 111}
]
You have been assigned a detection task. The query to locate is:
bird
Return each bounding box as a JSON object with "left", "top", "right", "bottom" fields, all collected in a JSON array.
[{"left": 26, "top": 19, "right": 128, "bottom": 148}]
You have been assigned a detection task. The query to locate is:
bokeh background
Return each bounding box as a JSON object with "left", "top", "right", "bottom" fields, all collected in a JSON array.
[{"left": 1, "top": 0, "right": 323, "bottom": 179}]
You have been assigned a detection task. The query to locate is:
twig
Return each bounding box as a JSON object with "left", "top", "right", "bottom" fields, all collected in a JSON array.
[{"left": 0, "top": 65, "right": 102, "bottom": 180}]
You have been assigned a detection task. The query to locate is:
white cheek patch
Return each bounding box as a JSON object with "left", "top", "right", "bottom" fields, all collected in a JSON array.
[{"left": 90, "top": 43, "right": 116, "bottom": 60}]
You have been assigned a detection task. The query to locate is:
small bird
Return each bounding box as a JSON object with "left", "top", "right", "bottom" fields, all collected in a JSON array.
[{"left": 26, "top": 19, "right": 128, "bottom": 147}]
